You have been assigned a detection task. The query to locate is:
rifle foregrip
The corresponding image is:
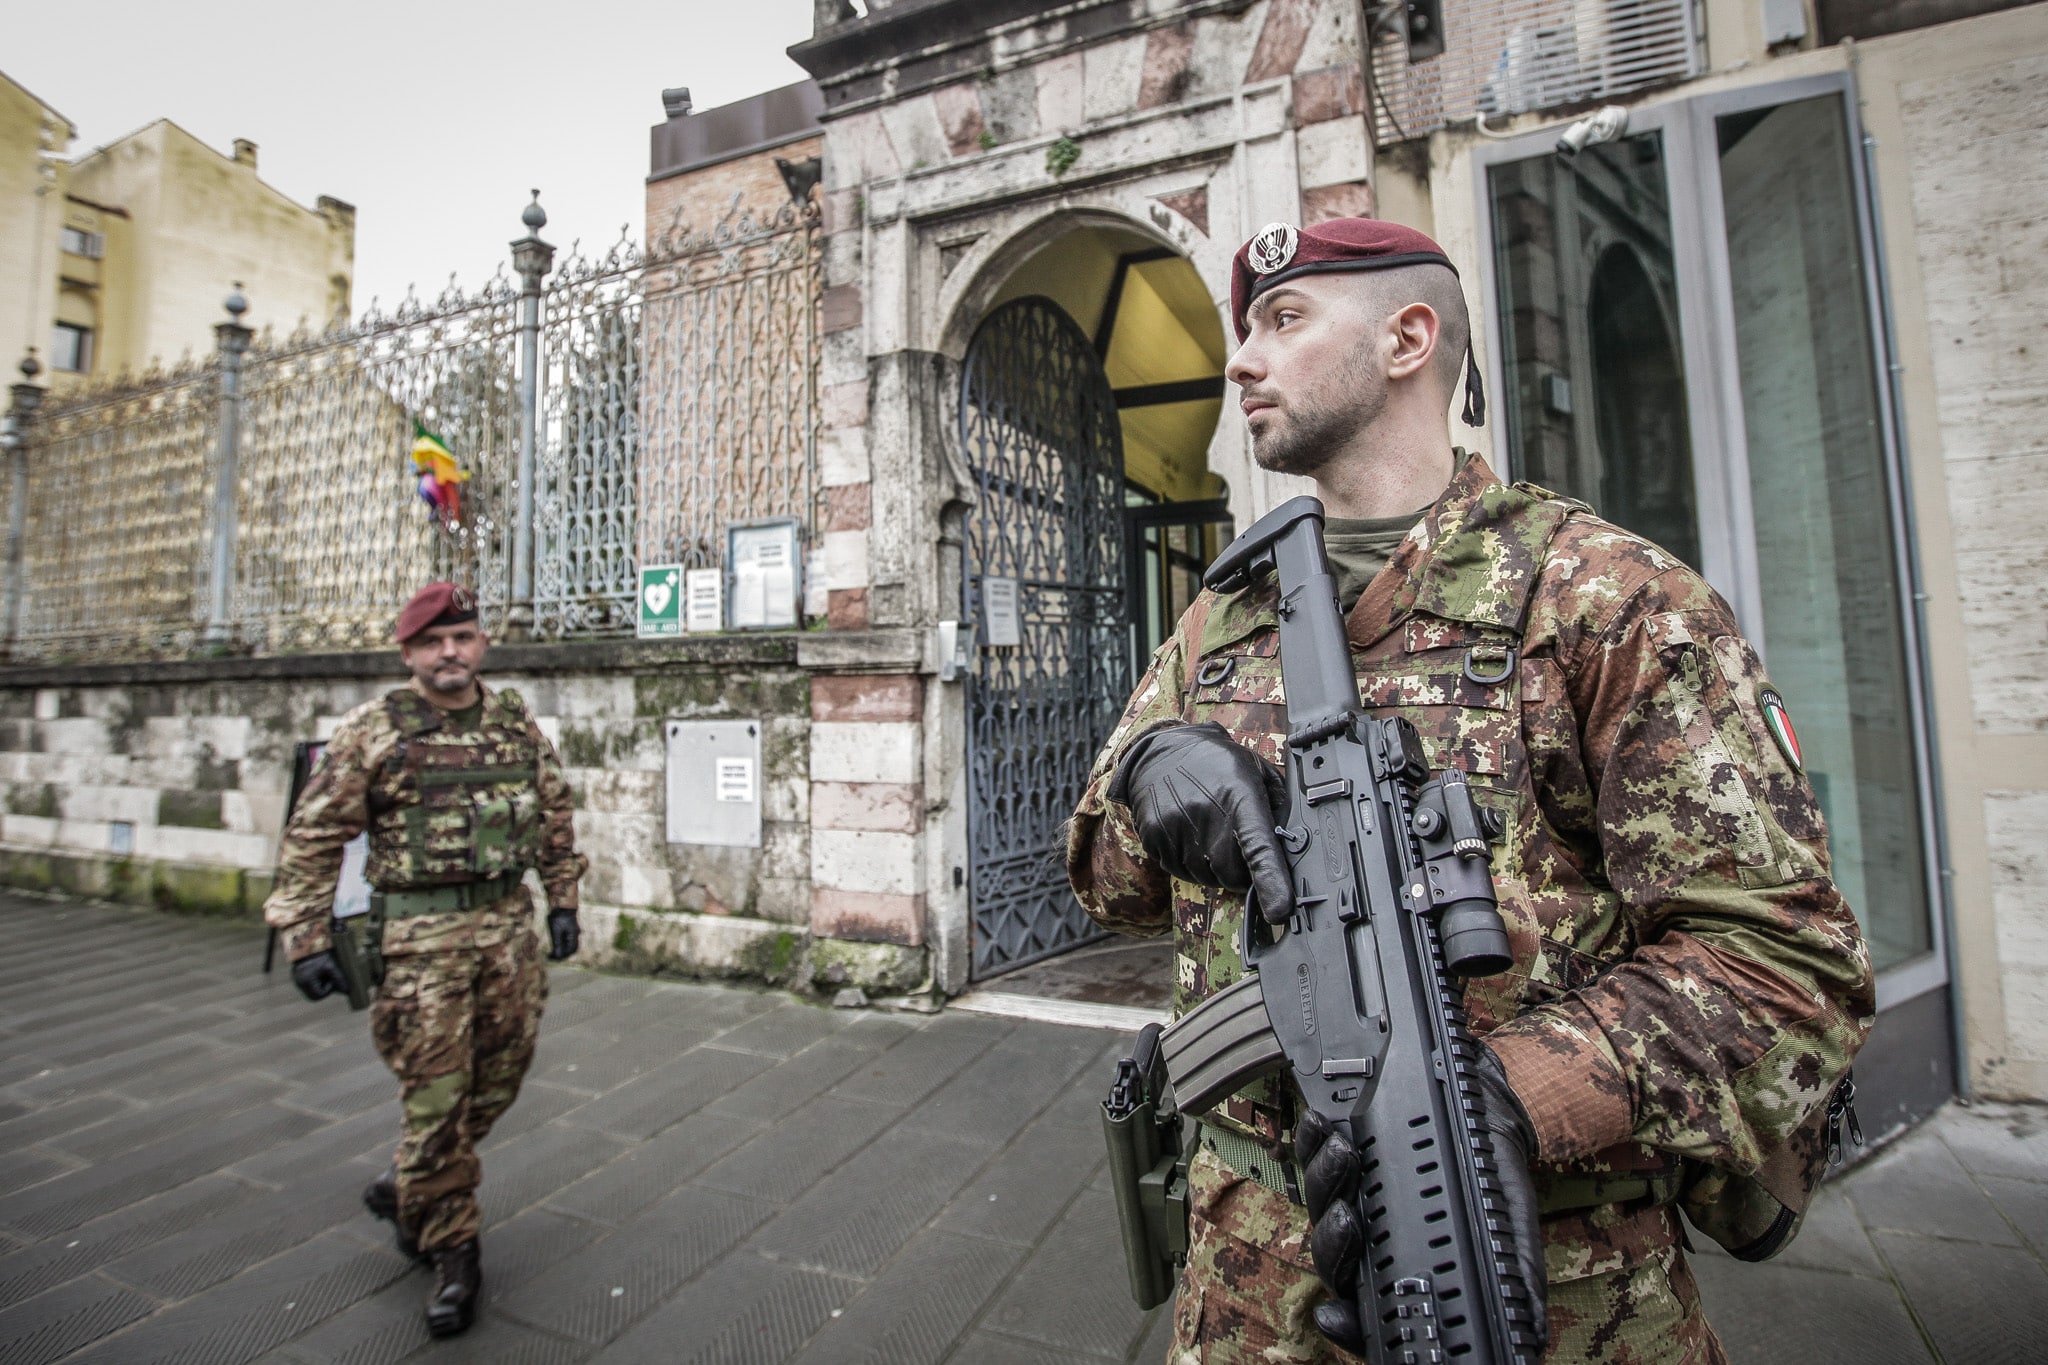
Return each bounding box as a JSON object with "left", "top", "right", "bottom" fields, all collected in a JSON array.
[{"left": 1158, "top": 977, "right": 1288, "bottom": 1117}]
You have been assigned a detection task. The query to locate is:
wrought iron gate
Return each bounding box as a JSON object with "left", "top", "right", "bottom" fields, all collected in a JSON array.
[{"left": 959, "top": 297, "right": 1131, "bottom": 978}]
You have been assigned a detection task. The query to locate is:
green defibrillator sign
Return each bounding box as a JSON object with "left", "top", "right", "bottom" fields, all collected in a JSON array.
[{"left": 638, "top": 564, "right": 684, "bottom": 638}]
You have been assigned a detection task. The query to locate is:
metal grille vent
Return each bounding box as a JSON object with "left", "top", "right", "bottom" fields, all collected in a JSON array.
[{"left": 1370, "top": 0, "right": 1702, "bottom": 143}]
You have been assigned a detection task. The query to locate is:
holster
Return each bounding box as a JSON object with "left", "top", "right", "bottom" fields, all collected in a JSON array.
[
  {"left": 1101, "top": 1022, "right": 1190, "bottom": 1310},
  {"left": 329, "top": 899, "right": 387, "bottom": 1012}
]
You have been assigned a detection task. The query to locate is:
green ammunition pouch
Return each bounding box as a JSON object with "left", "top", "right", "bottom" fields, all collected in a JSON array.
[
  {"left": 329, "top": 901, "right": 386, "bottom": 1012},
  {"left": 1102, "top": 1022, "right": 1190, "bottom": 1311},
  {"left": 1678, "top": 1071, "right": 1862, "bottom": 1262},
  {"left": 372, "top": 870, "right": 527, "bottom": 919}
]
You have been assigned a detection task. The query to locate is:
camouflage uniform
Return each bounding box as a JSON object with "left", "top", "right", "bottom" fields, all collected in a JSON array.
[
  {"left": 266, "top": 680, "right": 586, "bottom": 1251},
  {"left": 1069, "top": 455, "right": 1874, "bottom": 1363}
]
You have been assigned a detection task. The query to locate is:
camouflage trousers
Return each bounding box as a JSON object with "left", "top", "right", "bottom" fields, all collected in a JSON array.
[
  {"left": 369, "top": 925, "right": 548, "bottom": 1251},
  {"left": 1167, "top": 1148, "right": 1729, "bottom": 1365}
]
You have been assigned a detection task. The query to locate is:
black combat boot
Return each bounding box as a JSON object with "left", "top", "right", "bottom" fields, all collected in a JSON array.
[
  {"left": 363, "top": 1167, "right": 424, "bottom": 1262},
  {"left": 425, "top": 1238, "right": 482, "bottom": 1337}
]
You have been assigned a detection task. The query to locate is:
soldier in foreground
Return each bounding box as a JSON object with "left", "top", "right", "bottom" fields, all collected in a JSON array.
[
  {"left": 266, "top": 583, "right": 587, "bottom": 1337},
  {"left": 1068, "top": 219, "right": 1874, "bottom": 1362}
]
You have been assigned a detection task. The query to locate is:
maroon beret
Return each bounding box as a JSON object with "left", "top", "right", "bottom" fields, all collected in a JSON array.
[
  {"left": 1229, "top": 217, "right": 1483, "bottom": 425},
  {"left": 394, "top": 581, "right": 478, "bottom": 644},
  {"left": 1229, "top": 218, "right": 1457, "bottom": 343}
]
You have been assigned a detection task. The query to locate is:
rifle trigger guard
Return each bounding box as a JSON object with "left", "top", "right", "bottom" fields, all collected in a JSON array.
[{"left": 1463, "top": 645, "right": 1517, "bottom": 687}]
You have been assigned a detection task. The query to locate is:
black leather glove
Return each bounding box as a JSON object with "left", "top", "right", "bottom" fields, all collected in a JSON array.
[
  {"left": 1292, "top": 1049, "right": 1550, "bottom": 1355},
  {"left": 546, "top": 909, "right": 580, "bottom": 962},
  {"left": 1476, "top": 1042, "right": 1549, "bottom": 1348},
  {"left": 291, "top": 950, "right": 348, "bottom": 1003},
  {"left": 1108, "top": 722, "right": 1293, "bottom": 923},
  {"left": 1294, "top": 1108, "right": 1371, "bottom": 1355}
]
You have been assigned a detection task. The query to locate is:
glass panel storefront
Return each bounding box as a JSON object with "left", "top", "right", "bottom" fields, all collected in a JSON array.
[
  {"left": 1715, "top": 94, "right": 1931, "bottom": 968},
  {"left": 1480, "top": 84, "right": 1936, "bottom": 975},
  {"left": 1487, "top": 134, "right": 1703, "bottom": 571}
]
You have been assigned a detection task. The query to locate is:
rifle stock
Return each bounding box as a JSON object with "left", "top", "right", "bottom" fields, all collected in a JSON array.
[{"left": 1159, "top": 496, "right": 1543, "bottom": 1365}]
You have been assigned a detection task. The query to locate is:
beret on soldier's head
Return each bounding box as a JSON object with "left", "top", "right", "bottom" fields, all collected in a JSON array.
[
  {"left": 1229, "top": 217, "right": 1458, "bottom": 343},
  {"left": 1229, "top": 216, "right": 1485, "bottom": 425},
  {"left": 395, "top": 581, "right": 479, "bottom": 644}
]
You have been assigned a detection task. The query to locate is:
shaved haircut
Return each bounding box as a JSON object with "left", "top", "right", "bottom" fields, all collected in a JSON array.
[{"left": 1351, "top": 264, "right": 1471, "bottom": 403}]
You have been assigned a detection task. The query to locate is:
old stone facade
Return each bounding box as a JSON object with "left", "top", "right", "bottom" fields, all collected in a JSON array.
[{"left": 3, "top": 0, "right": 2042, "bottom": 1124}]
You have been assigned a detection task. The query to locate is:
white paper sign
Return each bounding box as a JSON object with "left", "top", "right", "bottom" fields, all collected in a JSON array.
[
  {"left": 804, "top": 549, "right": 830, "bottom": 619},
  {"left": 685, "top": 569, "right": 723, "bottom": 633},
  {"left": 982, "top": 575, "right": 1021, "bottom": 647},
  {"left": 715, "top": 756, "right": 756, "bottom": 803},
  {"left": 727, "top": 521, "right": 802, "bottom": 630}
]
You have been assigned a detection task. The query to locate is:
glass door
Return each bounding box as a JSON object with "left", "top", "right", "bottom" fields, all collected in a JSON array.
[{"left": 1475, "top": 73, "right": 1952, "bottom": 1128}]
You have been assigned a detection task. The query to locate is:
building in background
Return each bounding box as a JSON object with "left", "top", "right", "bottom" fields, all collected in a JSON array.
[
  {"left": 54, "top": 119, "right": 355, "bottom": 388},
  {"left": 1, "top": 73, "right": 75, "bottom": 386},
  {"left": 774, "top": 0, "right": 2048, "bottom": 1130},
  {"left": 2, "top": 4, "right": 2042, "bottom": 1137},
  {"left": 3, "top": 73, "right": 355, "bottom": 392}
]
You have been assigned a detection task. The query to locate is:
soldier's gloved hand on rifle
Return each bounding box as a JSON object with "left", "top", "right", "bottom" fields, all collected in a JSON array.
[
  {"left": 291, "top": 950, "right": 349, "bottom": 1003},
  {"left": 1109, "top": 722, "right": 1294, "bottom": 923},
  {"left": 1294, "top": 1041, "right": 1550, "bottom": 1354},
  {"left": 546, "top": 910, "right": 580, "bottom": 962}
]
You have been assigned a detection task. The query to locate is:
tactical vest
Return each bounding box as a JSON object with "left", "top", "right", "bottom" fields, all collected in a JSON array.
[{"left": 364, "top": 687, "right": 545, "bottom": 890}]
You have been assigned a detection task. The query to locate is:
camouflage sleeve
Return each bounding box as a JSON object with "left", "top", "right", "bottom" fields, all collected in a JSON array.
[
  {"left": 1064, "top": 631, "right": 1190, "bottom": 938},
  {"left": 1486, "top": 570, "right": 1875, "bottom": 1173},
  {"left": 261, "top": 706, "right": 388, "bottom": 962},
  {"left": 530, "top": 713, "right": 587, "bottom": 912}
]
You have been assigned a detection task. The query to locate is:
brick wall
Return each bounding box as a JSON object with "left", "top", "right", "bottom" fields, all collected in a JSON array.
[{"left": 645, "top": 133, "right": 824, "bottom": 242}]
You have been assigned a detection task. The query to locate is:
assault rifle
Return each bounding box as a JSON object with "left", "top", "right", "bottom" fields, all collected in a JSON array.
[{"left": 1152, "top": 496, "right": 1545, "bottom": 1364}]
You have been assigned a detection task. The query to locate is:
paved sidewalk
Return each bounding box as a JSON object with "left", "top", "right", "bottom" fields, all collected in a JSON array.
[{"left": 0, "top": 894, "right": 2042, "bottom": 1364}]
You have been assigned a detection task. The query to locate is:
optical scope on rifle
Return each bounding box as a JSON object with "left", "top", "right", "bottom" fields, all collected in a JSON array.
[{"left": 1103, "top": 496, "right": 1544, "bottom": 1365}]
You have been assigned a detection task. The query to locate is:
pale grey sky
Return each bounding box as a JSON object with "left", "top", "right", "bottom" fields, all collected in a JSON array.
[{"left": 12, "top": 0, "right": 819, "bottom": 317}]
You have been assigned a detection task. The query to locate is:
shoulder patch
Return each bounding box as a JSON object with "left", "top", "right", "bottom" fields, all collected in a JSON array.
[{"left": 1758, "top": 688, "right": 1804, "bottom": 773}]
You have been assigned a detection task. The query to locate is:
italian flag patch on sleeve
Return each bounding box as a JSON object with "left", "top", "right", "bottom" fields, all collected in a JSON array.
[{"left": 1758, "top": 687, "right": 1803, "bottom": 773}]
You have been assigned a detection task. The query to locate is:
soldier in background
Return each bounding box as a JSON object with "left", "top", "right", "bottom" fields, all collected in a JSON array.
[
  {"left": 266, "top": 582, "right": 587, "bottom": 1338},
  {"left": 1068, "top": 219, "right": 1873, "bottom": 1362}
]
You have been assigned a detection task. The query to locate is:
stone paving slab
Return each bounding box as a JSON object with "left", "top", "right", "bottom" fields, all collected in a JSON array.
[{"left": 1, "top": 893, "right": 2045, "bottom": 1364}]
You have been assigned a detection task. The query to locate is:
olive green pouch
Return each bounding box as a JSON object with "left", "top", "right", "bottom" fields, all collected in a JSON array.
[{"left": 1680, "top": 1072, "right": 1861, "bottom": 1261}]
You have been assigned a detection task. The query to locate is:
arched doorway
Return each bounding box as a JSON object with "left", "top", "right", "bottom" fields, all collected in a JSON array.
[{"left": 956, "top": 225, "right": 1228, "bottom": 983}]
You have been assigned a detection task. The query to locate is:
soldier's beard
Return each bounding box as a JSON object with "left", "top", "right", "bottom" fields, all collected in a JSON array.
[
  {"left": 422, "top": 663, "right": 475, "bottom": 695},
  {"left": 1248, "top": 351, "right": 1388, "bottom": 479}
]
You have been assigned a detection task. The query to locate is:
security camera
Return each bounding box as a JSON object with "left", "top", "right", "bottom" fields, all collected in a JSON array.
[{"left": 1556, "top": 106, "right": 1630, "bottom": 157}]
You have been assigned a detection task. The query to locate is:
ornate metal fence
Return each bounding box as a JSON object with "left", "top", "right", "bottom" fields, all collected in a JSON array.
[
  {"left": 533, "top": 201, "right": 821, "bottom": 637},
  {"left": 1, "top": 195, "right": 821, "bottom": 662},
  {"left": 11, "top": 362, "right": 216, "bottom": 661},
  {"left": 235, "top": 282, "right": 523, "bottom": 653}
]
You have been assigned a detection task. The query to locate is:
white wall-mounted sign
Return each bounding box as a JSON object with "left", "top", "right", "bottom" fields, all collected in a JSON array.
[
  {"left": 685, "top": 568, "right": 723, "bottom": 633},
  {"left": 666, "top": 720, "right": 762, "bottom": 847},
  {"left": 727, "top": 519, "right": 802, "bottom": 630},
  {"left": 982, "top": 575, "right": 1021, "bottom": 647}
]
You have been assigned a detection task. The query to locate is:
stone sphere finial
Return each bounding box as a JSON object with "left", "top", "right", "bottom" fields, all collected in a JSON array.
[
  {"left": 19, "top": 349, "right": 41, "bottom": 381},
  {"left": 523, "top": 190, "right": 547, "bottom": 232},
  {"left": 224, "top": 284, "right": 248, "bottom": 319}
]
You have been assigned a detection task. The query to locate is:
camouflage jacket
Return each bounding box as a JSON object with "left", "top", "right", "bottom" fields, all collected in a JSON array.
[
  {"left": 1067, "top": 454, "right": 1874, "bottom": 1278},
  {"left": 264, "top": 679, "right": 586, "bottom": 960}
]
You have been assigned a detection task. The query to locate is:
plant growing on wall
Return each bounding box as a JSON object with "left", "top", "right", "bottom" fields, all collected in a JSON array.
[{"left": 1046, "top": 136, "right": 1081, "bottom": 178}]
